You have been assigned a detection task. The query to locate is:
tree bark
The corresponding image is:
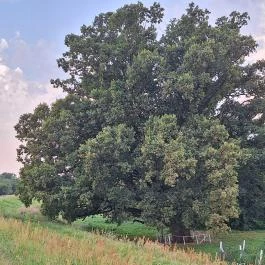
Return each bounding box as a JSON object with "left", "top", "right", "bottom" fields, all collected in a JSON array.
[{"left": 169, "top": 222, "right": 193, "bottom": 244}]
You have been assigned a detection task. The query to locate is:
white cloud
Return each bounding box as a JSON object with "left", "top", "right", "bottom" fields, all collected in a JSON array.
[
  {"left": 0, "top": 38, "right": 8, "bottom": 52},
  {"left": 0, "top": 32, "right": 66, "bottom": 174},
  {"left": 14, "top": 66, "right": 23, "bottom": 75},
  {"left": 4, "top": 33, "right": 64, "bottom": 83},
  {"left": 0, "top": 58, "right": 65, "bottom": 174},
  {"left": 1, "top": 32, "right": 63, "bottom": 175},
  {"left": 15, "top": 31, "right": 20, "bottom": 38}
]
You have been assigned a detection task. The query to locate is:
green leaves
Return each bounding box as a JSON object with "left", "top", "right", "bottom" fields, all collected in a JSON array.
[
  {"left": 140, "top": 115, "right": 241, "bottom": 233},
  {"left": 51, "top": 2, "right": 163, "bottom": 95},
  {"left": 141, "top": 114, "right": 196, "bottom": 186},
  {"left": 0, "top": 173, "right": 17, "bottom": 196},
  {"left": 15, "top": 2, "right": 264, "bottom": 233},
  {"left": 78, "top": 124, "right": 137, "bottom": 222}
]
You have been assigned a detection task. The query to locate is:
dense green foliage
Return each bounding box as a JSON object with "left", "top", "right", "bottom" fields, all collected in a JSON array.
[
  {"left": 15, "top": 2, "right": 265, "bottom": 235},
  {"left": 0, "top": 173, "right": 17, "bottom": 195},
  {"left": 220, "top": 97, "right": 265, "bottom": 229}
]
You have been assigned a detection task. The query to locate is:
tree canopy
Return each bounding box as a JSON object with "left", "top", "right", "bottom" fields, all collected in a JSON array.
[
  {"left": 15, "top": 2, "right": 265, "bottom": 235},
  {"left": 0, "top": 172, "right": 17, "bottom": 195}
]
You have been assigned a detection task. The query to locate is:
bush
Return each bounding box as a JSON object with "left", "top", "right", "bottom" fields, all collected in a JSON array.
[{"left": 0, "top": 173, "right": 17, "bottom": 195}]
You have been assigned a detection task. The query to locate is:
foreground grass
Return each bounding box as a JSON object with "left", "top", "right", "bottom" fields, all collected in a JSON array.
[
  {"left": 0, "top": 196, "right": 264, "bottom": 264},
  {"left": 0, "top": 195, "right": 226, "bottom": 265},
  {"left": 0, "top": 217, "right": 226, "bottom": 265},
  {"left": 0, "top": 251, "right": 12, "bottom": 265}
]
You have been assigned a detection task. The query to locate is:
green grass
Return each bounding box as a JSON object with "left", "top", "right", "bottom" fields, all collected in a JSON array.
[
  {"left": 0, "top": 196, "right": 225, "bottom": 265},
  {"left": 193, "top": 230, "right": 265, "bottom": 264},
  {"left": 0, "top": 217, "right": 225, "bottom": 265},
  {"left": 0, "top": 250, "right": 12, "bottom": 265},
  {"left": 76, "top": 213, "right": 265, "bottom": 264},
  {"left": 75, "top": 215, "right": 158, "bottom": 240},
  {"left": 0, "top": 195, "right": 24, "bottom": 217},
  {"left": 1, "top": 195, "right": 264, "bottom": 264},
  {"left": 0, "top": 195, "right": 41, "bottom": 218},
  {"left": 0, "top": 195, "right": 158, "bottom": 239}
]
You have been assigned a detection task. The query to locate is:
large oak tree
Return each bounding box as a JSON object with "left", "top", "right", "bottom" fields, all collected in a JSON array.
[{"left": 15, "top": 2, "right": 265, "bottom": 235}]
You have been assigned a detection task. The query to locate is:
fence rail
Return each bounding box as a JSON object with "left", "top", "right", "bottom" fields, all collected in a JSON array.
[{"left": 157, "top": 231, "right": 211, "bottom": 245}]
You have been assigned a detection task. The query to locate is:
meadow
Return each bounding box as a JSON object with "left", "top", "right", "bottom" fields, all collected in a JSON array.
[{"left": 0, "top": 195, "right": 264, "bottom": 265}]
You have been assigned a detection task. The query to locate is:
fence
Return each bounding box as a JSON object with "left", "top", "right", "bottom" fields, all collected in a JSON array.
[
  {"left": 157, "top": 231, "right": 211, "bottom": 245},
  {"left": 217, "top": 240, "right": 264, "bottom": 265}
]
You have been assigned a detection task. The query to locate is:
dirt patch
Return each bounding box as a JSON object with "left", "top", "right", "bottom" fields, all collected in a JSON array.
[{"left": 18, "top": 206, "right": 40, "bottom": 216}]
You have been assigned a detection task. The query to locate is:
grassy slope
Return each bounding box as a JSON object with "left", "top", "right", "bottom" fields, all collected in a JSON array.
[
  {"left": 77, "top": 213, "right": 265, "bottom": 264},
  {"left": 0, "top": 196, "right": 225, "bottom": 265},
  {"left": 81, "top": 216, "right": 265, "bottom": 264},
  {"left": 0, "top": 195, "right": 158, "bottom": 239},
  {"left": 0, "top": 196, "right": 264, "bottom": 264},
  {"left": 0, "top": 216, "right": 225, "bottom": 265}
]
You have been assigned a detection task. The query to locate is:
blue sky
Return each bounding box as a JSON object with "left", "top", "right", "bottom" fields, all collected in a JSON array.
[{"left": 0, "top": 0, "right": 264, "bottom": 174}]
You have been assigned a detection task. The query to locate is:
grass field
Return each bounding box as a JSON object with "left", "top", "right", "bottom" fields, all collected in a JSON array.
[
  {"left": 0, "top": 195, "right": 264, "bottom": 264},
  {"left": 194, "top": 230, "right": 265, "bottom": 264},
  {"left": 0, "top": 195, "right": 158, "bottom": 239},
  {"left": 80, "top": 216, "right": 265, "bottom": 264},
  {"left": 0, "top": 196, "right": 226, "bottom": 265}
]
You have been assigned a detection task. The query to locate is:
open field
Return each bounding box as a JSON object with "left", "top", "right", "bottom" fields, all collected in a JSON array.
[
  {"left": 78, "top": 216, "right": 265, "bottom": 264},
  {"left": 0, "top": 217, "right": 226, "bottom": 265},
  {"left": 0, "top": 195, "right": 264, "bottom": 264},
  {"left": 0, "top": 196, "right": 225, "bottom": 265}
]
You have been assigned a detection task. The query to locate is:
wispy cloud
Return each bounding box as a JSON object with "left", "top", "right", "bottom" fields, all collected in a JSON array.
[
  {"left": 0, "top": 36, "right": 64, "bottom": 174},
  {"left": 4, "top": 33, "right": 63, "bottom": 82},
  {"left": 0, "top": 38, "right": 8, "bottom": 52}
]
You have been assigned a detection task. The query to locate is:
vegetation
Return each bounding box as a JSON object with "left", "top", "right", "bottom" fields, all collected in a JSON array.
[
  {"left": 0, "top": 196, "right": 227, "bottom": 265},
  {"left": 15, "top": 1, "right": 265, "bottom": 238},
  {"left": 196, "top": 231, "right": 265, "bottom": 264},
  {"left": 0, "top": 195, "right": 158, "bottom": 239},
  {"left": 0, "top": 217, "right": 228, "bottom": 265},
  {"left": 76, "top": 215, "right": 159, "bottom": 240},
  {"left": 1, "top": 196, "right": 264, "bottom": 264},
  {"left": 0, "top": 172, "right": 17, "bottom": 195}
]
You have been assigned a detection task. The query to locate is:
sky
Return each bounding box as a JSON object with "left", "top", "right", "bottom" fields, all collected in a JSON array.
[{"left": 0, "top": 0, "right": 264, "bottom": 175}]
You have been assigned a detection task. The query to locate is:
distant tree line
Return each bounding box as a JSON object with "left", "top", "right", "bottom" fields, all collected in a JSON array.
[
  {"left": 15, "top": 2, "right": 265, "bottom": 236},
  {"left": 0, "top": 173, "right": 17, "bottom": 195}
]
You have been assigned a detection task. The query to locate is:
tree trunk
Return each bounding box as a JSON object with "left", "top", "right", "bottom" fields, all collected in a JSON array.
[{"left": 169, "top": 222, "right": 193, "bottom": 244}]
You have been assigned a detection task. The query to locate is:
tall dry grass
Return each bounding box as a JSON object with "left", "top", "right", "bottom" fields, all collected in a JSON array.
[{"left": 0, "top": 217, "right": 227, "bottom": 265}]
